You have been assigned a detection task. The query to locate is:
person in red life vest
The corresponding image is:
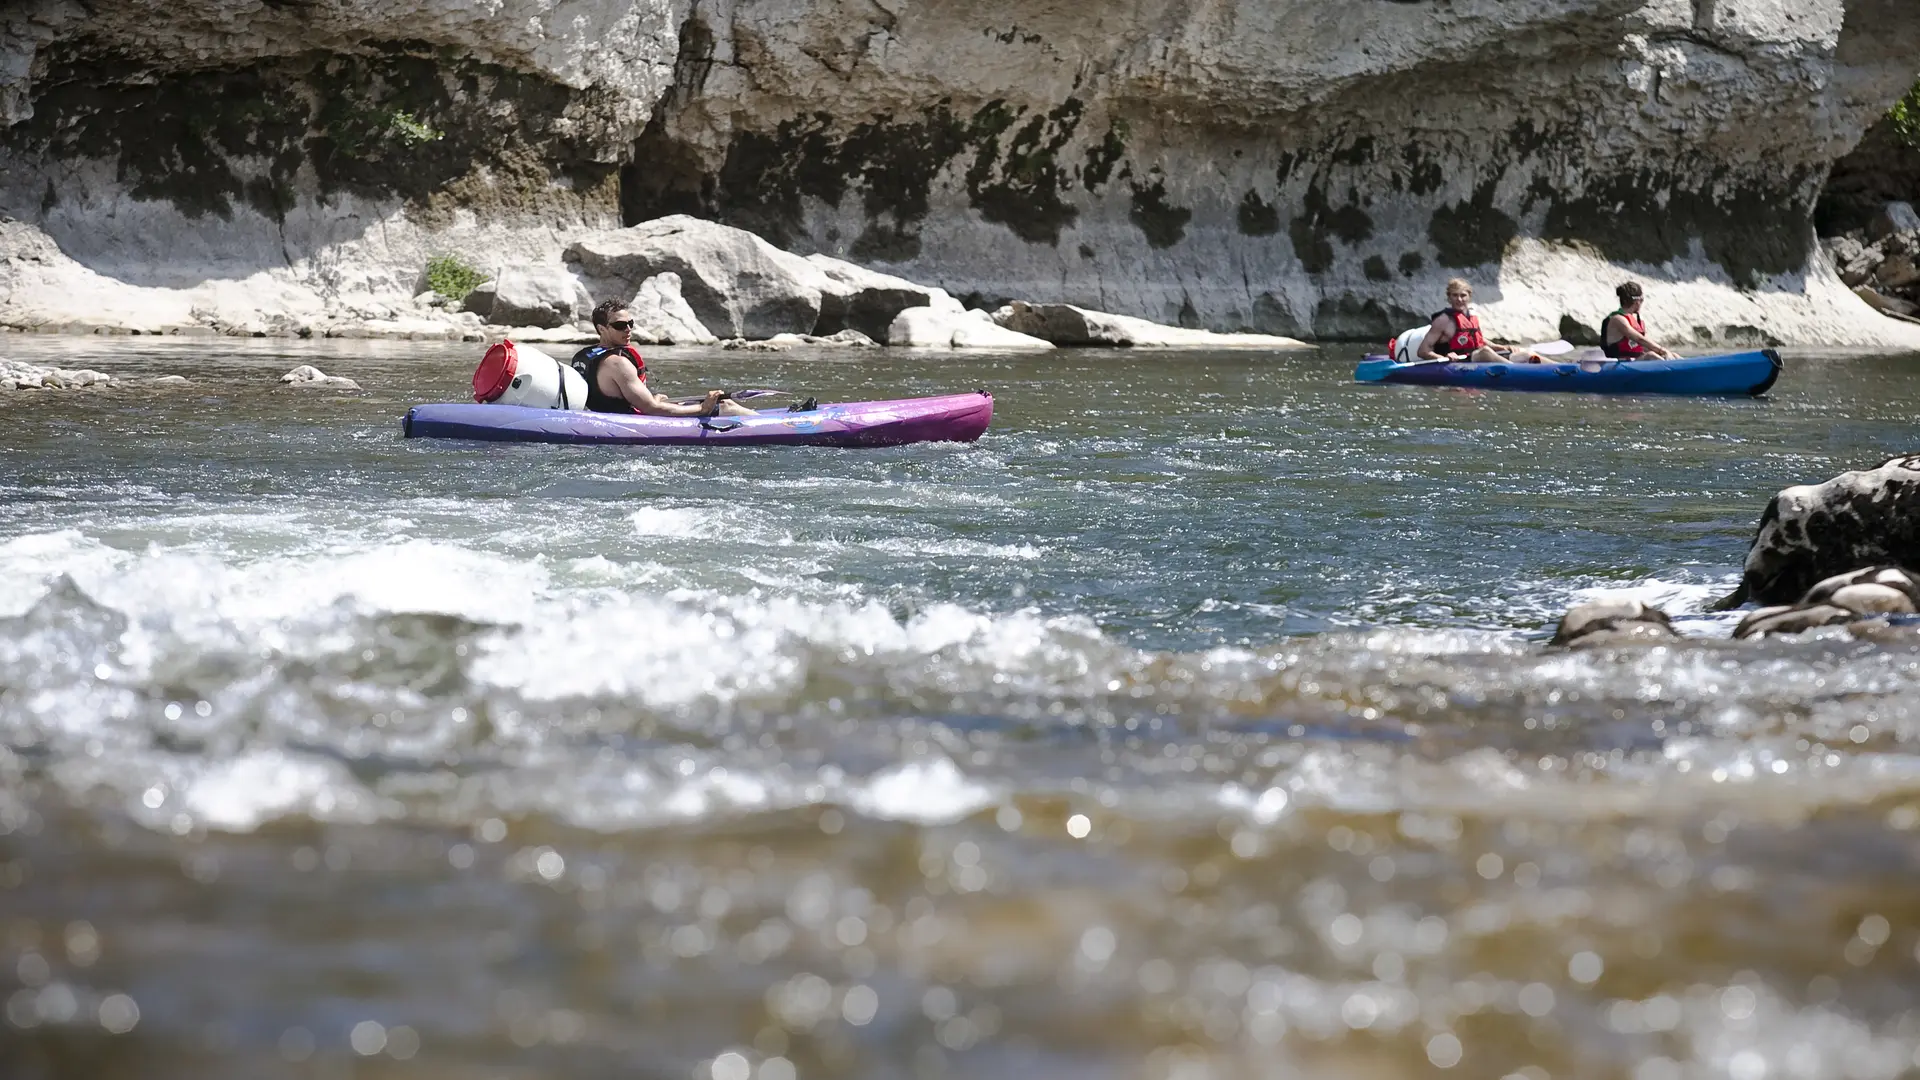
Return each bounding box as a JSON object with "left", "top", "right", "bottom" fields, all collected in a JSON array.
[
  {"left": 569, "top": 300, "right": 755, "bottom": 416},
  {"left": 1415, "top": 278, "right": 1544, "bottom": 363},
  {"left": 1600, "top": 281, "right": 1678, "bottom": 360}
]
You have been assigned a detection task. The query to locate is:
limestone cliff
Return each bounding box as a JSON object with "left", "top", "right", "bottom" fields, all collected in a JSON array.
[{"left": 4, "top": 0, "right": 1920, "bottom": 344}]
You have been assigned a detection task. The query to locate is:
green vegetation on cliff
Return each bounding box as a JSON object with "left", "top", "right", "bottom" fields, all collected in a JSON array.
[
  {"left": 425, "top": 255, "right": 486, "bottom": 300},
  {"left": 1891, "top": 81, "right": 1920, "bottom": 150}
]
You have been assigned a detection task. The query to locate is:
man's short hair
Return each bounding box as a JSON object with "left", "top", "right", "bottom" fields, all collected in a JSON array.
[{"left": 591, "top": 299, "right": 629, "bottom": 327}]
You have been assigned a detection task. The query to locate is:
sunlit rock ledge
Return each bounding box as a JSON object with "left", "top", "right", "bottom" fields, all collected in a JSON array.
[{"left": 4, "top": 0, "right": 1920, "bottom": 346}]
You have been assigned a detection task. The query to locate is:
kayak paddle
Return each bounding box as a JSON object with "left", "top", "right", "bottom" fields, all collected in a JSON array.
[{"left": 670, "top": 388, "right": 793, "bottom": 406}]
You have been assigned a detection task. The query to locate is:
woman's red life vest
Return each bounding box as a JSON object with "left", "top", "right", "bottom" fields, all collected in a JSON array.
[
  {"left": 1603, "top": 310, "right": 1647, "bottom": 359},
  {"left": 1434, "top": 308, "right": 1485, "bottom": 353}
]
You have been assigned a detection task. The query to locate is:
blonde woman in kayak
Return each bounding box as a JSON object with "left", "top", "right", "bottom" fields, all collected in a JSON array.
[
  {"left": 1601, "top": 282, "right": 1679, "bottom": 360},
  {"left": 1416, "top": 279, "right": 1543, "bottom": 363}
]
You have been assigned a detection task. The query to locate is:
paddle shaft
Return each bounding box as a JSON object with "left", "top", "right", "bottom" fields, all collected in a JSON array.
[{"left": 670, "top": 388, "right": 792, "bottom": 406}]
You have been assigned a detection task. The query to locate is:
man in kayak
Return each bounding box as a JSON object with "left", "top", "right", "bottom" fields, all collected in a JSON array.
[
  {"left": 1601, "top": 282, "right": 1679, "bottom": 360},
  {"left": 569, "top": 301, "right": 754, "bottom": 416},
  {"left": 1416, "top": 279, "right": 1544, "bottom": 363}
]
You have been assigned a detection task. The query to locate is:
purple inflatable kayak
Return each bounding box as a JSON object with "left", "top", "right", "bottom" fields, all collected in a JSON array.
[{"left": 402, "top": 392, "right": 993, "bottom": 447}]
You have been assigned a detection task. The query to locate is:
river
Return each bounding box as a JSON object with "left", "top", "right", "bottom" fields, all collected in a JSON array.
[{"left": 3, "top": 336, "right": 1919, "bottom": 1079}]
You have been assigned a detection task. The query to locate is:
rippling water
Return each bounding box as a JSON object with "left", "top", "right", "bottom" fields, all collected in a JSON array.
[{"left": 3, "top": 336, "right": 1920, "bottom": 1079}]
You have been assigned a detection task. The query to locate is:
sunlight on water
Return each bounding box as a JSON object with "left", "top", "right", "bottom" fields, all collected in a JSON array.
[{"left": 2, "top": 337, "right": 1919, "bottom": 1078}]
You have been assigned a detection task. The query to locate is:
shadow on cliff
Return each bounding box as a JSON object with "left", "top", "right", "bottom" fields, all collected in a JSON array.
[{"left": 0, "top": 46, "right": 619, "bottom": 290}]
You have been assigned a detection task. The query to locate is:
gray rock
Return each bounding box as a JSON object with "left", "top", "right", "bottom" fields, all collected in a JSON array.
[
  {"left": 805, "top": 254, "right": 955, "bottom": 343},
  {"left": 0, "top": 358, "right": 112, "bottom": 389},
  {"left": 280, "top": 365, "right": 360, "bottom": 390},
  {"left": 464, "top": 267, "right": 593, "bottom": 330},
  {"left": 1800, "top": 565, "right": 1920, "bottom": 614},
  {"left": 810, "top": 328, "right": 879, "bottom": 347},
  {"left": 1869, "top": 201, "right": 1920, "bottom": 241},
  {"left": 992, "top": 301, "right": 1308, "bottom": 348},
  {"left": 1549, "top": 599, "right": 1678, "bottom": 647},
  {"left": 628, "top": 272, "right": 717, "bottom": 345},
  {"left": 568, "top": 216, "right": 826, "bottom": 339},
  {"left": 888, "top": 307, "right": 1054, "bottom": 349},
  {"left": 1854, "top": 285, "right": 1917, "bottom": 318},
  {"left": 1732, "top": 603, "right": 1854, "bottom": 639},
  {"left": 1874, "top": 253, "right": 1920, "bottom": 290},
  {"left": 1721, "top": 455, "right": 1920, "bottom": 607}
]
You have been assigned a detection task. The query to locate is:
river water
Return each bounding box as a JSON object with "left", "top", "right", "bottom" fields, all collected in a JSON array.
[{"left": 3, "top": 336, "right": 1919, "bottom": 1080}]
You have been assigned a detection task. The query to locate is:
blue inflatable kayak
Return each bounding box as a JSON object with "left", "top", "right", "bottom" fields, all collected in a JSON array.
[{"left": 1354, "top": 348, "right": 1782, "bottom": 395}]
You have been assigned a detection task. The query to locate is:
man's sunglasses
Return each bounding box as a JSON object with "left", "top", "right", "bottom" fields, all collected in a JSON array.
[{"left": 608, "top": 320, "right": 635, "bottom": 331}]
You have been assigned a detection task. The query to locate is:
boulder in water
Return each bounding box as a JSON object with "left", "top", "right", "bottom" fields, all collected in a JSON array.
[
  {"left": 1722, "top": 455, "right": 1920, "bottom": 607},
  {"left": 1549, "top": 599, "right": 1679, "bottom": 648},
  {"left": 280, "top": 365, "right": 360, "bottom": 390}
]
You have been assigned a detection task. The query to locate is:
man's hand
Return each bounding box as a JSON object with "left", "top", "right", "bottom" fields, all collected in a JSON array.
[{"left": 700, "top": 390, "right": 726, "bottom": 415}]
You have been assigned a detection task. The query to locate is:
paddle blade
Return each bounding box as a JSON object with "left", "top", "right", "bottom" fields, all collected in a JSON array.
[
  {"left": 1354, "top": 358, "right": 1400, "bottom": 383},
  {"left": 1527, "top": 339, "right": 1575, "bottom": 356}
]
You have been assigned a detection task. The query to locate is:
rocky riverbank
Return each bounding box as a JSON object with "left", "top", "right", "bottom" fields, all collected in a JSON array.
[
  {"left": 1554, "top": 454, "right": 1920, "bottom": 647},
  {"left": 6, "top": 2, "right": 1920, "bottom": 347}
]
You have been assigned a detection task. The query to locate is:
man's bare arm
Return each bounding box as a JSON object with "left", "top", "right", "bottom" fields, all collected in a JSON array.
[{"left": 606, "top": 358, "right": 720, "bottom": 416}]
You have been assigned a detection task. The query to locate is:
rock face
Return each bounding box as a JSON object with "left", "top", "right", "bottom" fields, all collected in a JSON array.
[
  {"left": 1727, "top": 455, "right": 1920, "bottom": 607},
  {"left": 7, "top": 2, "right": 1920, "bottom": 343}
]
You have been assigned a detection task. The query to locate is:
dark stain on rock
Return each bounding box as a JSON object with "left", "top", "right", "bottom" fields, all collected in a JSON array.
[
  {"left": 1288, "top": 182, "right": 1374, "bottom": 274},
  {"left": 1128, "top": 175, "right": 1191, "bottom": 249},
  {"left": 850, "top": 220, "right": 923, "bottom": 262},
  {"left": 1078, "top": 243, "right": 1096, "bottom": 259},
  {"left": 1331, "top": 136, "right": 1376, "bottom": 168},
  {"left": 653, "top": 96, "right": 1094, "bottom": 251},
  {"left": 964, "top": 98, "right": 1085, "bottom": 245},
  {"left": 1, "top": 43, "right": 617, "bottom": 229},
  {"left": 1237, "top": 190, "right": 1280, "bottom": 236},
  {"left": 1313, "top": 293, "right": 1425, "bottom": 340},
  {"left": 1542, "top": 165, "right": 1816, "bottom": 286},
  {"left": 1403, "top": 146, "right": 1444, "bottom": 198},
  {"left": 1290, "top": 216, "right": 1335, "bottom": 274},
  {"left": 1399, "top": 252, "right": 1424, "bottom": 277},
  {"left": 1428, "top": 180, "right": 1517, "bottom": 267},
  {"left": 1081, "top": 120, "right": 1128, "bottom": 192},
  {"left": 1363, "top": 254, "right": 1391, "bottom": 281}
]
